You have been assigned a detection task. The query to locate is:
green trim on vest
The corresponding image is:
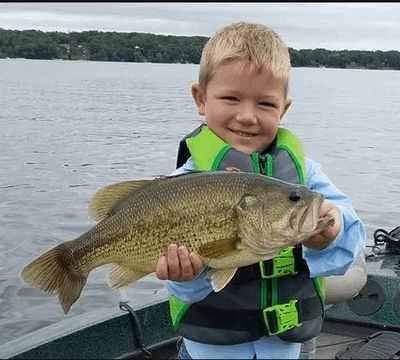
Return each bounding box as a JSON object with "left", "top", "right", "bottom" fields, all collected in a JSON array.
[
  {"left": 169, "top": 295, "right": 191, "bottom": 332},
  {"left": 259, "top": 261, "right": 268, "bottom": 310},
  {"left": 212, "top": 146, "right": 231, "bottom": 171},
  {"left": 275, "top": 128, "right": 306, "bottom": 186},
  {"left": 265, "top": 153, "right": 274, "bottom": 177},
  {"left": 314, "top": 277, "right": 325, "bottom": 306},
  {"left": 185, "top": 126, "right": 231, "bottom": 171},
  {"left": 252, "top": 152, "right": 261, "bottom": 173}
]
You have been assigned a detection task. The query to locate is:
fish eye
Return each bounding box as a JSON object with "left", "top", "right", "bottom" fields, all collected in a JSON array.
[{"left": 288, "top": 191, "right": 301, "bottom": 203}]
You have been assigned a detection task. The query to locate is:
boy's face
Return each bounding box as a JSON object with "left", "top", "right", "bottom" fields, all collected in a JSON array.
[{"left": 192, "top": 62, "right": 292, "bottom": 154}]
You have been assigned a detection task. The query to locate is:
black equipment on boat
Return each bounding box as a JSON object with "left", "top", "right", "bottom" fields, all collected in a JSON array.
[
  {"left": 372, "top": 226, "right": 400, "bottom": 255},
  {"left": 119, "top": 301, "right": 152, "bottom": 358}
]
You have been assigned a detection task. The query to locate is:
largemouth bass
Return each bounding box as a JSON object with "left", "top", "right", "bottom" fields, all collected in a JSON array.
[{"left": 21, "top": 171, "right": 334, "bottom": 314}]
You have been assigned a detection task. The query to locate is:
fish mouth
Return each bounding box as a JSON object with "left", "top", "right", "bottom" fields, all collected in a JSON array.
[{"left": 297, "top": 194, "right": 325, "bottom": 233}]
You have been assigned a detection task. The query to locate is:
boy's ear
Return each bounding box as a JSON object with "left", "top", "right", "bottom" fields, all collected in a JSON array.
[
  {"left": 191, "top": 83, "right": 206, "bottom": 116},
  {"left": 280, "top": 98, "right": 292, "bottom": 120}
]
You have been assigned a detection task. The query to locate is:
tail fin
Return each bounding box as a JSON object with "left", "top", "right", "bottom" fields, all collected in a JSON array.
[{"left": 21, "top": 243, "right": 87, "bottom": 314}]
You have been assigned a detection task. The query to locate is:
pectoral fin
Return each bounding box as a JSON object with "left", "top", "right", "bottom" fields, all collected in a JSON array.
[
  {"left": 198, "top": 237, "right": 241, "bottom": 260},
  {"left": 109, "top": 264, "right": 148, "bottom": 289},
  {"left": 207, "top": 268, "right": 238, "bottom": 292}
]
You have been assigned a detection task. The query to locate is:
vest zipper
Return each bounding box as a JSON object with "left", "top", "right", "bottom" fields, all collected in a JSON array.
[
  {"left": 259, "top": 153, "right": 266, "bottom": 175},
  {"left": 259, "top": 153, "right": 274, "bottom": 177}
]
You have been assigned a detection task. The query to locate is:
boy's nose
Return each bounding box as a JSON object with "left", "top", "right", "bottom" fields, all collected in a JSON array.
[{"left": 236, "top": 105, "right": 257, "bottom": 124}]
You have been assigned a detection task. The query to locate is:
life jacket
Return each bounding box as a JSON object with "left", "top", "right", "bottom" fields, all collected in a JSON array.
[{"left": 170, "top": 124, "right": 325, "bottom": 345}]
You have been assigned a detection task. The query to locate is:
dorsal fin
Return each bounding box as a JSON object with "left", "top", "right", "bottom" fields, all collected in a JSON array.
[{"left": 89, "top": 180, "right": 152, "bottom": 221}]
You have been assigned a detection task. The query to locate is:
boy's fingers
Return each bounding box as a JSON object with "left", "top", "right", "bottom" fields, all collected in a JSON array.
[
  {"left": 158, "top": 244, "right": 204, "bottom": 282},
  {"left": 178, "top": 245, "right": 194, "bottom": 281},
  {"left": 190, "top": 252, "right": 203, "bottom": 275},
  {"left": 155, "top": 255, "right": 169, "bottom": 280},
  {"left": 304, "top": 201, "right": 341, "bottom": 248},
  {"left": 319, "top": 201, "right": 341, "bottom": 237},
  {"left": 225, "top": 166, "right": 240, "bottom": 172},
  {"left": 319, "top": 200, "right": 334, "bottom": 218},
  {"left": 166, "top": 244, "right": 181, "bottom": 279}
]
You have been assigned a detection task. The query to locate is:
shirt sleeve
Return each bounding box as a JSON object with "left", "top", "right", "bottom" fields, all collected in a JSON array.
[
  {"left": 169, "top": 156, "right": 197, "bottom": 176},
  {"left": 302, "top": 158, "right": 366, "bottom": 277},
  {"left": 166, "top": 270, "right": 214, "bottom": 303}
]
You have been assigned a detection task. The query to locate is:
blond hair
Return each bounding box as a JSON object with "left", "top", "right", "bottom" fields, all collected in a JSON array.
[{"left": 199, "top": 22, "right": 291, "bottom": 98}]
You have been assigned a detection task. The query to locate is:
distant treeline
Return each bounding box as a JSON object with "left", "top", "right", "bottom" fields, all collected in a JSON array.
[{"left": 1, "top": 28, "right": 400, "bottom": 70}]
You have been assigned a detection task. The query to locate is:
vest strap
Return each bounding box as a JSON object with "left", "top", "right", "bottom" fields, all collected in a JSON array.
[
  {"left": 263, "top": 299, "right": 300, "bottom": 335},
  {"left": 260, "top": 246, "right": 298, "bottom": 279},
  {"left": 228, "top": 246, "right": 304, "bottom": 286},
  {"left": 263, "top": 296, "right": 323, "bottom": 336},
  {"left": 171, "top": 294, "right": 323, "bottom": 333}
]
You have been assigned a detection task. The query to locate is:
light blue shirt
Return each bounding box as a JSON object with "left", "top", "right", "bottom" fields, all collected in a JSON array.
[{"left": 166, "top": 157, "right": 366, "bottom": 359}]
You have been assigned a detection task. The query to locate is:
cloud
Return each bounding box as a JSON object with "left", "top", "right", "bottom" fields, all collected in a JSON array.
[{"left": 1, "top": 3, "right": 400, "bottom": 51}]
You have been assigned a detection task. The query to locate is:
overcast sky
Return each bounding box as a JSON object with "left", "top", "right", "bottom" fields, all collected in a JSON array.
[{"left": 1, "top": 2, "right": 400, "bottom": 51}]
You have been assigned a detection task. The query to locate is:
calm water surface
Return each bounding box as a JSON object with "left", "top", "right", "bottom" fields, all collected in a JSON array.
[{"left": 1, "top": 59, "right": 400, "bottom": 347}]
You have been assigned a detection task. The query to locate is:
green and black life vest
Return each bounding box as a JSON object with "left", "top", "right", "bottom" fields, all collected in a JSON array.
[{"left": 170, "top": 124, "right": 325, "bottom": 345}]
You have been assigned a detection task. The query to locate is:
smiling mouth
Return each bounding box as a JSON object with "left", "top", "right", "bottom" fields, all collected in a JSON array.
[{"left": 230, "top": 129, "right": 257, "bottom": 138}]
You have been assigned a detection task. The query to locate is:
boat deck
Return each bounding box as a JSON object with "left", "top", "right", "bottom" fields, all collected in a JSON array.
[
  {"left": 149, "top": 319, "right": 396, "bottom": 359},
  {"left": 315, "top": 319, "right": 400, "bottom": 360},
  {"left": 316, "top": 332, "right": 361, "bottom": 359},
  {"left": 316, "top": 322, "right": 371, "bottom": 359},
  {"left": 123, "top": 320, "right": 391, "bottom": 359}
]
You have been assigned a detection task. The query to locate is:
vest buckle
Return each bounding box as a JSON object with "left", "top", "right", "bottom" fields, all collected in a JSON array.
[
  {"left": 260, "top": 246, "right": 298, "bottom": 279},
  {"left": 263, "top": 299, "right": 301, "bottom": 335}
]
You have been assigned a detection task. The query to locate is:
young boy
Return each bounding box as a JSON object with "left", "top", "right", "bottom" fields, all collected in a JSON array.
[{"left": 156, "top": 22, "right": 366, "bottom": 359}]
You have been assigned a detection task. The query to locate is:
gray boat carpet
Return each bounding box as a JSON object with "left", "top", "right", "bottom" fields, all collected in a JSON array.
[{"left": 335, "top": 331, "right": 400, "bottom": 359}]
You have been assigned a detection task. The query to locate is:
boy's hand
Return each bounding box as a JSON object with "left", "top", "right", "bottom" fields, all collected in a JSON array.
[
  {"left": 156, "top": 244, "right": 203, "bottom": 281},
  {"left": 303, "top": 200, "right": 341, "bottom": 249}
]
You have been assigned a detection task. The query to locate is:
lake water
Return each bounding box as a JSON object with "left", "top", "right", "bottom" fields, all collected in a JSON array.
[{"left": 1, "top": 59, "right": 400, "bottom": 348}]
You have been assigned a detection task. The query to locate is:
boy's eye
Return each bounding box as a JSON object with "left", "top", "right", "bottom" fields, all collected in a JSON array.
[
  {"left": 222, "top": 96, "right": 238, "bottom": 101},
  {"left": 259, "top": 101, "right": 277, "bottom": 108}
]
